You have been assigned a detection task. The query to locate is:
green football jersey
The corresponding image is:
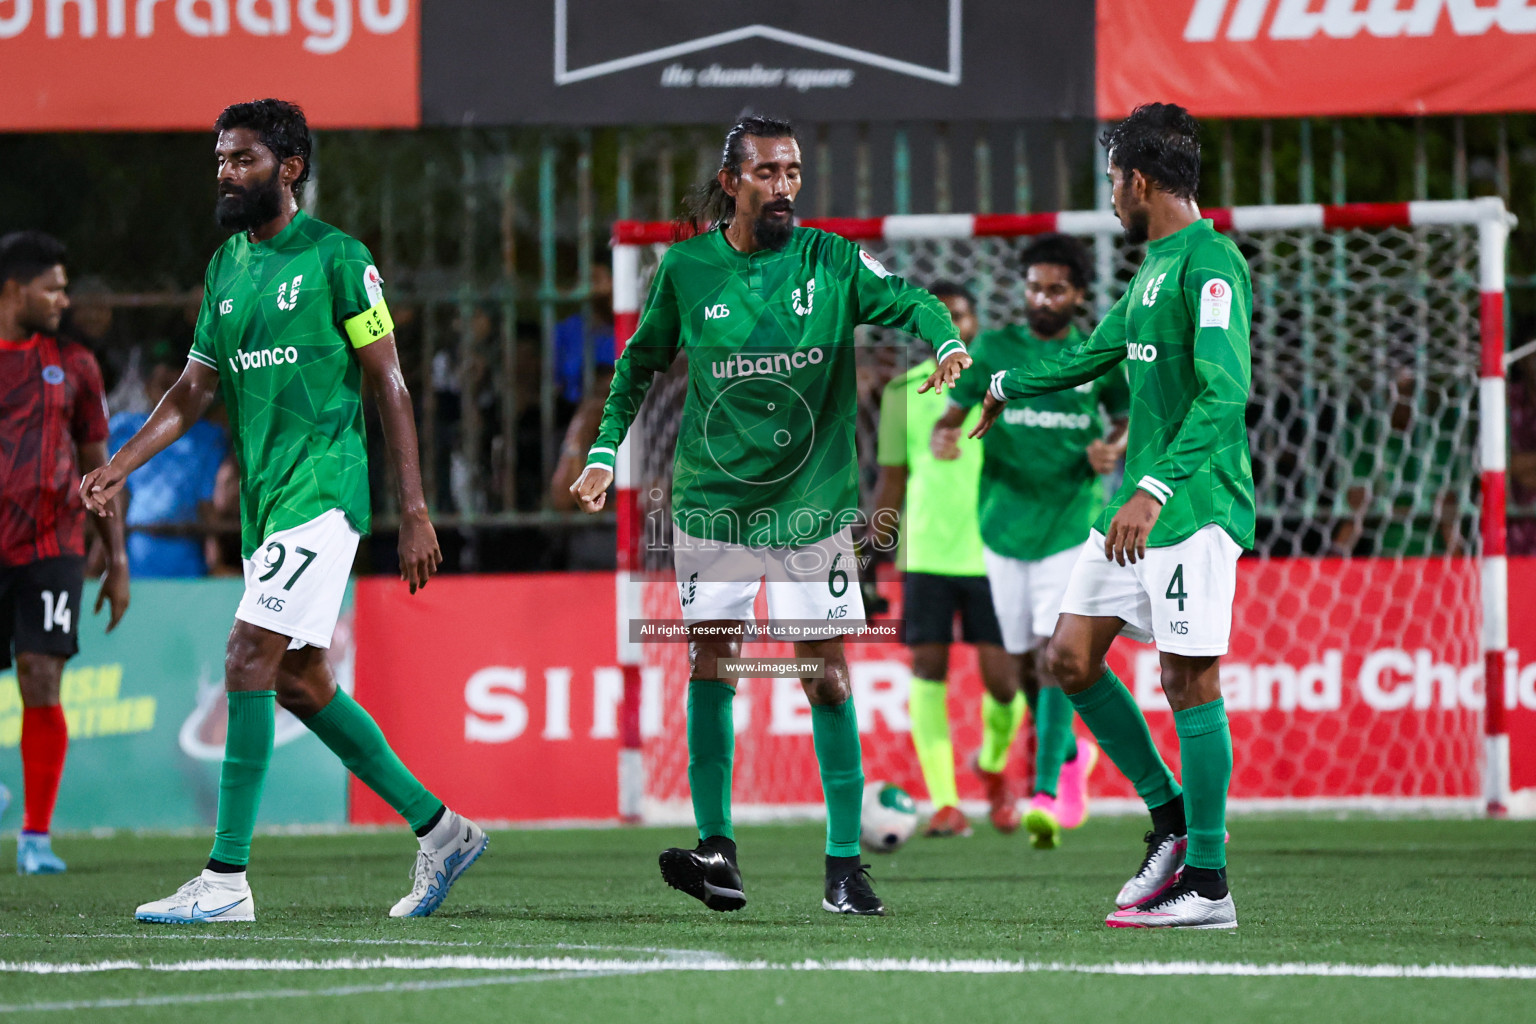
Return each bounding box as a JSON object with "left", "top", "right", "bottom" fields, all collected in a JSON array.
[
  {"left": 951, "top": 323, "right": 1130, "bottom": 561},
  {"left": 993, "top": 219, "right": 1255, "bottom": 549},
  {"left": 876, "top": 358, "right": 985, "bottom": 576},
  {"left": 189, "top": 211, "right": 395, "bottom": 557},
  {"left": 587, "top": 226, "right": 962, "bottom": 547}
]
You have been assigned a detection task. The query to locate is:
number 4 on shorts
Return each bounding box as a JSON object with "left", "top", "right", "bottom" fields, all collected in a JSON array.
[{"left": 1165, "top": 564, "right": 1187, "bottom": 612}]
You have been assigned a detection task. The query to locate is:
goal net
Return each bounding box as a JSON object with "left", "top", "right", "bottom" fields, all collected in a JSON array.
[{"left": 610, "top": 199, "right": 1513, "bottom": 821}]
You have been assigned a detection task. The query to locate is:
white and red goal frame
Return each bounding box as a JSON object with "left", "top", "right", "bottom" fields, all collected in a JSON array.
[{"left": 608, "top": 198, "right": 1515, "bottom": 819}]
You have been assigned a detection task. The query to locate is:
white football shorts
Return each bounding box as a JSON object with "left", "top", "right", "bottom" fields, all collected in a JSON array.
[
  {"left": 1058, "top": 524, "right": 1242, "bottom": 656},
  {"left": 982, "top": 542, "right": 1082, "bottom": 655},
  {"left": 235, "top": 508, "right": 359, "bottom": 649},
  {"left": 673, "top": 524, "right": 866, "bottom": 640}
]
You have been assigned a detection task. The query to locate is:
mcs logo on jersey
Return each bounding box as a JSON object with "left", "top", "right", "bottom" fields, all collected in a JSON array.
[{"left": 711, "top": 347, "right": 826, "bottom": 379}]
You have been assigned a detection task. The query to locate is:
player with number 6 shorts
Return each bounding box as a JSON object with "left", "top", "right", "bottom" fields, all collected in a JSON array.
[
  {"left": 571, "top": 115, "right": 971, "bottom": 917},
  {"left": 972, "top": 103, "right": 1253, "bottom": 930},
  {"left": 83, "top": 99, "right": 485, "bottom": 924}
]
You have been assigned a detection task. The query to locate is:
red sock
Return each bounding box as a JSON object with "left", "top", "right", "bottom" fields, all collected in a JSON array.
[{"left": 21, "top": 705, "right": 68, "bottom": 835}]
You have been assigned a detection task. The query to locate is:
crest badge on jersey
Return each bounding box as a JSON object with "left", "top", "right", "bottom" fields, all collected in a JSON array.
[
  {"left": 363, "top": 265, "right": 385, "bottom": 306},
  {"left": 276, "top": 274, "right": 303, "bottom": 311},
  {"left": 1141, "top": 271, "right": 1168, "bottom": 307},
  {"left": 858, "top": 249, "right": 891, "bottom": 279},
  {"left": 1199, "top": 278, "right": 1233, "bottom": 329},
  {"left": 791, "top": 277, "right": 816, "bottom": 316},
  {"left": 41, "top": 365, "right": 65, "bottom": 385}
]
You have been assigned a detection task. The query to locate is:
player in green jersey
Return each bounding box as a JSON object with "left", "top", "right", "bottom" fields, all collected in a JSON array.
[
  {"left": 972, "top": 104, "right": 1252, "bottom": 929},
  {"left": 572, "top": 116, "right": 970, "bottom": 916},
  {"left": 82, "top": 100, "right": 485, "bottom": 924},
  {"left": 872, "top": 283, "right": 1018, "bottom": 839},
  {"left": 938, "top": 235, "right": 1128, "bottom": 851}
]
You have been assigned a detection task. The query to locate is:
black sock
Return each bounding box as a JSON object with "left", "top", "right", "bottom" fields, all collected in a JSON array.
[
  {"left": 825, "top": 854, "right": 861, "bottom": 877},
  {"left": 699, "top": 835, "right": 737, "bottom": 859},
  {"left": 1149, "top": 796, "right": 1187, "bottom": 837},
  {"left": 1181, "top": 865, "right": 1228, "bottom": 900},
  {"left": 413, "top": 804, "right": 447, "bottom": 838},
  {"left": 205, "top": 858, "right": 244, "bottom": 874}
]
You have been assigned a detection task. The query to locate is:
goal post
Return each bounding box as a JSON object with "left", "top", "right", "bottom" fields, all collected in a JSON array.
[{"left": 610, "top": 198, "right": 1515, "bottom": 820}]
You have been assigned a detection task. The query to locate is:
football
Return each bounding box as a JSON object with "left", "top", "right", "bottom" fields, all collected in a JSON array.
[{"left": 860, "top": 781, "right": 919, "bottom": 853}]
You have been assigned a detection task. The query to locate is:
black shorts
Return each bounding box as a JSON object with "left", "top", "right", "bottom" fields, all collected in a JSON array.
[
  {"left": 902, "top": 571, "right": 1004, "bottom": 647},
  {"left": 0, "top": 556, "right": 85, "bottom": 670}
]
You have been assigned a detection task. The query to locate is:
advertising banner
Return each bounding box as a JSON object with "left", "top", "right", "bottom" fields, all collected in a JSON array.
[
  {"left": 0, "top": 578, "right": 348, "bottom": 832},
  {"left": 350, "top": 562, "right": 1536, "bottom": 824},
  {"left": 0, "top": 0, "right": 419, "bottom": 131},
  {"left": 420, "top": 1, "right": 1093, "bottom": 125},
  {"left": 1097, "top": 0, "right": 1536, "bottom": 118}
]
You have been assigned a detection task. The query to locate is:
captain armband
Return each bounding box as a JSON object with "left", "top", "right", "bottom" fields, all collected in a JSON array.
[{"left": 343, "top": 300, "right": 396, "bottom": 349}]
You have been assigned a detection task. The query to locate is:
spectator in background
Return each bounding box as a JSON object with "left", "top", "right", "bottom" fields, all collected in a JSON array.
[
  {"left": 107, "top": 344, "right": 227, "bottom": 577},
  {"left": 553, "top": 248, "right": 615, "bottom": 409},
  {"left": 1509, "top": 351, "right": 1536, "bottom": 556}
]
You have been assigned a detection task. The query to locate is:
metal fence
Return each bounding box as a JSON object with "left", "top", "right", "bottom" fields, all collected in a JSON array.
[{"left": 54, "top": 114, "right": 1536, "bottom": 567}]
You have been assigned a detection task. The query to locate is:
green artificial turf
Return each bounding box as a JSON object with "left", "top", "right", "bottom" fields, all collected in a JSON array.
[{"left": 1, "top": 817, "right": 1533, "bottom": 1022}]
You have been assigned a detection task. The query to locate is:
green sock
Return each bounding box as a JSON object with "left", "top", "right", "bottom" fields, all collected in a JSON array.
[
  {"left": 1174, "top": 699, "right": 1232, "bottom": 870},
  {"left": 1033, "top": 686, "right": 1077, "bottom": 797},
  {"left": 977, "top": 692, "right": 1025, "bottom": 774},
  {"left": 304, "top": 688, "right": 442, "bottom": 832},
  {"left": 687, "top": 680, "right": 735, "bottom": 842},
  {"left": 1065, "top": 669, "right": 1181, "bottom": 811},
  {"left": 811, "top": 699, "right": 863, "bottom": 857},
  {"left": 908, "top": 678, "right": 959, "bottom": 808},
  {"left": 209, "top": 690, "right": 275, "bottom": 867}
]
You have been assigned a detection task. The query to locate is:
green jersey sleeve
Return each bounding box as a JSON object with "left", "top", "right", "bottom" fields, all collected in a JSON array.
[
  {"left": 876, "top": 376, "right": 908, "bottom": 467},
  {"left": 586, "top": 257, "right": 683, "bottom": 470},
  {"left": 994, "top": 290, "right": 1131, "bottom": 401},
  {"left": 1097, "top": 362, "right": 1132, "bottom": 419},
  {"left": 845, "top": 241, "right": 965, "bottom": 362},
  {"left": 328, "top": 237, "right": 394, "bottom": 349},
  {"left": 1137, "top": 242, "right": 1252, "bottom": 504},
  {"left": 188, "top": 258, "right": 219, "bottom": 370}
]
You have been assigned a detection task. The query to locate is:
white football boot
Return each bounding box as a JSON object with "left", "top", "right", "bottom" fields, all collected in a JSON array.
[
  {"left": 1115, "top": 831, "right": 1187, "bottom": 908},
  {"left": 390, "top": 810, "right": 488, "bottom": 918},
  {"left": 136, "top": 871, "right": 255, "bottom": 924},
  {"left": 1106, "top": 880, "right": 1238, "bottom": 930}
]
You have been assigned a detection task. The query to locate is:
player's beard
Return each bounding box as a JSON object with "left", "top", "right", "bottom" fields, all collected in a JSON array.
[
  {"left": 1025, "top": 306, "right": 1074, "bottom": 339},
  {"left": 216, "top": 170, "right": 284, "bottom": 233},
  {"left": 753, "top": 200, "right": 796, "bottom": 251},
  {"left": 1121, "top": 205, "right": 1151, "bottom": 246}
]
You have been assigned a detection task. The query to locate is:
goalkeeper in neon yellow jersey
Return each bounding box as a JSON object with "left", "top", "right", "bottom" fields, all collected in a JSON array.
[
  {"left": 972, "top": 103, "right": 1253, "bottom": 930},
  {"left": 572, "top": 116, "right": 970, "bottom": 917}
]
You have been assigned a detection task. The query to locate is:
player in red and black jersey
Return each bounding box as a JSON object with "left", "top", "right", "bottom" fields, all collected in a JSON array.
[{"left": 0, "top": 231, "right": 129, "bottom": 874}]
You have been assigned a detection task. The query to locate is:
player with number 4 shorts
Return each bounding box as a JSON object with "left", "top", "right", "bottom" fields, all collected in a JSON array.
[
  {"left": 572, "top": 116, "right": 971, "bottom": 917},
  {"left": 84, "top": 100, "right": 484, "bottom": 924},
  {"left": 973, "top": 104, "right": 1253, "bottom": 930}
]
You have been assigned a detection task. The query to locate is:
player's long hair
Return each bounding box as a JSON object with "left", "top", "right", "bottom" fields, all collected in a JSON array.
[
  {"left": 679, "top": 115, "right": 797, "bottom": 235},
  {"left": 214, "top": 99, "right": 313, "bottom": 200},
  {"left": 1100, "top": 103, "right": 1201, "bottom": 201}
]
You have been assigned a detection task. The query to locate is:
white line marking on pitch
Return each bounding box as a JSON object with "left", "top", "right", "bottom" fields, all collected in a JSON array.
[
  {"left": 0, "top": 933, "right": 716, "bottom": 957},
  {"left": 0, "top": 970, "right": 638, "bottom": 1015},
  {"left": 2, "top": 956, "right": 1535, "bottom": 981}
]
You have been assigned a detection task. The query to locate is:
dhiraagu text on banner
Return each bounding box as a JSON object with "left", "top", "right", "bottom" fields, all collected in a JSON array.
[{"left": 0, "top": 578, "right": 347, "bottom": 832}]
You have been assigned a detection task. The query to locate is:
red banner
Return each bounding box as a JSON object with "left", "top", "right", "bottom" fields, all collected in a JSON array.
[
  {"left": 0, "top": 1, "right": 418, "bottom": 130},
  {"left": 351, "top": 561, "right": 1536, "bottom": 824},
  {"left": 1097, "top": 0, "right": 1536, "bottom": 119}
]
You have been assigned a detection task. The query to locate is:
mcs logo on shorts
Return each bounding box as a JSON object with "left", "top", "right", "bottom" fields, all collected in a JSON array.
[{"left": 255, "top": 594, "right": 285, "bottom": 613}]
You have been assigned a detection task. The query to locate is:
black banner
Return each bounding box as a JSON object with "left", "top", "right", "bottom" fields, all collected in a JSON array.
[{"left": 422, "top": 1, "right": 1093, "bottom": 125}]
